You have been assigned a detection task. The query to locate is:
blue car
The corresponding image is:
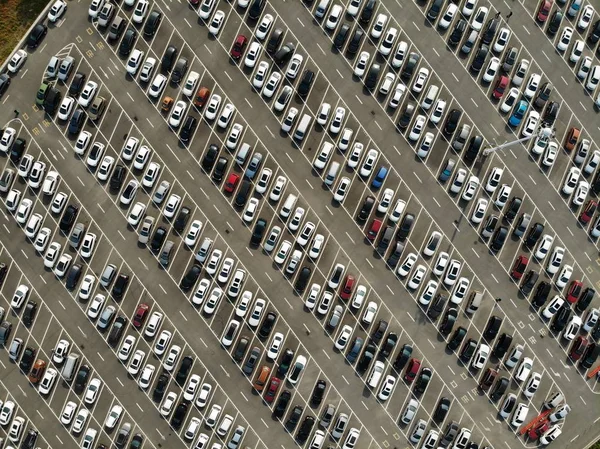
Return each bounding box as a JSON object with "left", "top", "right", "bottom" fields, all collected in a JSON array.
[
  {"left": 371, "top": 166, "right": 388, "bottom": 189},
  {"left": 245, "top": 152, "right": 263, "bottom": 179},
  {"left": 508, "top": 100, "right": 528, "bottom": 127}
]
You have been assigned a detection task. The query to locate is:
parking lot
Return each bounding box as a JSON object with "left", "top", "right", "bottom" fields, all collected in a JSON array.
[{"left": 1, "top": 0, "right": 600, "bottom": 448}]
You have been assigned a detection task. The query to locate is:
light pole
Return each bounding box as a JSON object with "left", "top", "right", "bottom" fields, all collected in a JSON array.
[{"left": 482, "top": 125, "right": 556, "bottom": 157}]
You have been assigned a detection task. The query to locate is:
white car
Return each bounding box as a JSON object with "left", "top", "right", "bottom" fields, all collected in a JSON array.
[
  {"left": 8, "top": 417, "right": 25, "bottom": 442},
  {"left": 61, "top": 401, "right": 77, "bottom": 425},
  {"left": 196, "top": 383, "right": 213, "bottom": 408},
  {"left": 523, "top": 372, "right": 541, "bottom": 398},
  {"left": 243, "top": 198, "right": 260, "bottom": 223},
  {"left": 370, "top": 13, "right": 388, "bottom": 39},
  {"left": 154, "top": 330, "right": 172, "bottom": 356},
  {"left": 244, "top": 41, "right": 261, "bottom": 68},
  {"left": 412, "top": 68, "right": 429, "bottom": 93},
  {"left": 470, "top": 198, "right": 488, "bottom": 224},
  {"left": 408, "top": 115, "right": 426, "bottom": 141},
  {"left": 7, "top": 49, "right": 27, "bottom": 73},
  {"left": 471, "top": 343, "right": 490, "bottom": 369},
  {"left": 15, "top": 198, "right": 33, "bottom": 225},
  {"left": 443, "top": 259, "right": 462, "bottom": 286},
  {"left": 217, "top": 103, "right": 235, "bottom": 129},
  {"left": 429, "top": 100, "right": 446, "bottom": 125},
  {"left": 462, "top": 0, "right": 477, "bottom": 16},
  {"left": 347, "top": 0, "right": 362, "bottom": 16},
  {"left": 572, "top": 181, "right": 589, "bottom": 205},
  {"left": 563, "top": 316, "right": 582, "bottom": 340},
  {"left": 586, "top": 66, "right": 600, "bottom": 91},
  {"left": 494, "top": 184, "right": 512, "bottom": 208},
  {"left": 169, "top": 100, "right": 188, "bottom": 128},
  {"left": 127, "top": 202, "right": 146, "bottom": 227},
  {"left": 127, "top": 350, "right": 146, "bottom": 375},
  {"left": 354, "top": 51, "right": 370, "bottom": 77},
  {"left": 450, "top": 277, "right": 470, "bottom": 304},
  {"left": 132, "top": 0, "right": 149, "bottom": 23},
  {"left": 139, "top": 57, "right": 156, "bottom": 82},
  {"left": 362, "top": 301, "right": 378, "bottom": 324},
  {"left": 253, "top": 61, "right": 270, "bottom": 89},
  {"left": 329, "top": 107, "right": 346, "bottom": 134},
  {"left": 578, "top": 4, "right": 595, "bottom": 29},
  {"left": 28, "top": 161, "right": 46, "bottom": 189},
  {"left": 255, "top": 168, "right": 272, "bottom": 194},
  {"left": 333, "top": 177, "right": 351, "bottom": 202},
  {"left": 438, "top": 3, "right": 458, "bottom": 29},
  {"left": 570, "top": 39, "right": 585, "bottom": 63},
  {"left": 24, "top": 213, "right": 43, "bottom": 239},
  {"left": 493, "top": 27, "right": 510, "bottom": 53},
  {"left": 523, "top": 73, "right": 541, "bottom": 99},
  {"left": 325, "top": 4, "right": 342, "bottom": 30},
  {"left": 126, "top": 49, "right": 144, "bottom": 75},
  {"left": 182, "top": 71, "right": 200, "bottom": 97},
  {"left": 204, "top": 94, "right": 222, "bottom": 120},
  {"left": 104, "top": 404, "right": 123, "bottom": 430},
  {"left": 184, "top": 220, "right": 203, "bottom": 247},
  {"left": 78, "top": 80, "right": 98, "bottom": 107},
  {"left": 84, "top": 378, "right": 102, "bottom": 404},
  {"left": 407, "top": 265, "right": 426, "bottom": 290},
  {"left": 360, "top": 149, "right": 379, "bottom": 177},
  {"left": 266, "top": 332, "right": 285, "bottom": 360},
  {"left": 500, "top": 87, "right": 520, "bottom": 113},
  {"left": 160, "top": 391, "right": 178, "bottom": 417},
  {"left": 33, "top": 227, "right": 52, "bottom": 252},
  {"left": 470, "top": 6, "right": 488, "bottom": 31},
  {"left": 262, "top": 72, "right": 282, "bottom": 98},
  {"left": 38, "top": 367, "right": 58, "bottom": 395},
  {"left": 377, "top": 188, "right": 394, "bottom": 213},
  {"left": 117, "top": 335, "right": 136, "bottom": 362},
  {"left": 546, "top": 246, "right": 565, "bottom": 274},
  {"left": 391, "top": 41, "right": 408, "bottom": 68},
  {"left": 542, "top": 141, "right": 558, "bottom": 167},
  {"left": 397, "top": 253, "right": 417, "bottom": 277},
  {"left": 0, "top": 128, "right": 17, "bottom": 153},
  {"left": 48, "top": 0, "right": 67, "bottom": 21},
  {"left": 96, "top": 156, "right": 115, "bottom": 182},
  {"left": 515, "top": 357, "right": 533, "bottom": 382},
  {"left": 286, "top": 54, "right": 304, "bottom": 79},
  {"left": 577, "top": 56, "right": 593, "bottom": 80},
  {"left": 335, "top": 325, "right": 353, "bottom": 350},
  {"left": 208, "top": 10, "right": 225, "bottom": 35},
  {"left": 226, "top": 123, "right": 244, "bottom": 150},
  {"left": 419, "top": 280, "right": 438, "bottom": 305},
  {"left": 535, "top": 234, "right": 554, "bottom": 260},
  {"left": 379, "top": 27, "right": 398, "bottom": 56},
  {"left": 461, "top": 176, "right": 479, "bottom": 201},
  {"left": 485, "top": 167, "right": 503, "bottom": 193},
  {"left": 389, "top": 84, "right": 406, "bottom": 109},
  {"left": 256, "top": 14, "right": 274, "bottom": 40},
  {"left": 163, "top": 194, "right": 181, "bottom": 218},
  {"left": 555, "top": 265, "right": 573, "bottom": 289},
  {"left": 556, "top": 27, "right": 573, "bottom": 51},
  {"left": 138, "top": 364, "right": 156, "bottom": 389},
  {"left": 148, "top": 73, "right": 167, "bottom": 98},
  {"left": 562, "top": 167, "right": 581, "bottom": 195},
  {"left": 482, "top": 57, "right": 500, "bottom": 83}
]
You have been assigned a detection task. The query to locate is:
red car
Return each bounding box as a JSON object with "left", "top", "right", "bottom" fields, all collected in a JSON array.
[
  {"left": 569, "top": 336, "right": 588, "bottom": 361},
  {"left": 566, "top": 280, "right": 583, "bottom": 303},
  {"left": 367, "top": 219, "right": 382, "bottom": 242},
  {"left": 579, "top": 199, "right": 597, "bottom": 224},
  {"left": 230, "top": 35, "right": 248, "bottom": 60},
  {"left": 536, "top": 0, "right": 552, "bottom": 22},
  {"left": 132, "top": 303, "right": 150, "bottom": 328},
  {"left": 224, "top": 173, "right": 240, "bottom": 194},
  {"left": 528, "top": 420, "right": 550, "bottom": 439},
  {"left": 189, "top": 0, "right": 200, "bottom": 5},
  {"left": 404, "top": 358, "right": 421, "bottom": 383},
  {"left": 510, "top": 255, "right": 528, "bottom": 280},
  {"left": 492, "top": 75, "right": 509, "bottom": 99},
  {"left": 339, "top": 275, "right": 356, "bottom": 300},
  {"left": 264, "top": 377, "right": 281, "bottom": 403}
]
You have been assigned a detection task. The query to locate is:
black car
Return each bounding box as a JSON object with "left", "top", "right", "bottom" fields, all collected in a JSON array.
[
  {"left": 392, "top": 344, "right": 412, "bottom": 371},
  {"left": 379, "top": 333, "right": 398, "bottom": 358},
  {"left": 547, "top": 10, "right": 563, "bottom": 36},
  {"left": 576, "top": 288, "right": 595, "bottom": 313},
  {"left": 0, "top": 263, "right": 7, "bottom": 287},
  {"left": 0, "top": 73, "right": 10, "bottom": 96},
  {"left": 143, "top": 10, "right": 162, "bottom": 37},
  {"left": 297, "top": 70, "right": 315, "bottom": 98},
  {"left": 248, "top": 0, "right": 266, "bottom": 20},
  {"left": 441, "top": 421, "right": 459, "bottom": 447},
  {"left": 212, "top": 157, "right": 228, "bottom": 182},
  {"left": 520, "top": 270, "right": 539, "bottom": 295},
  {"left": 202, "top": 144, "right": 219, "bottom": 171},
  {"left": 273, "top": 390, "right": 291, "bottom": 418},
  {"left": 481, "top": 18, "right": 499, "bottom": 45},
  {"left": 493, "top": 332, "right": 513, "bottom": 358},
  {"left": 427, "top": 294, "right": 446, "bottom": 320},
  {"left": 171, "top": 57, "right": 189, "bottom": 84},
  {"left": 174, "top": 207, "right": 191, "bottom": 232},
  {"left": 277, "top": 348, "right": 294, "bottom": 376},
  {"left": 118, "top": 28, "right": 137, "bottom": 56},
  {"left": 108, "top": 316, "right": 126, "bottom": 347},
  {"left": 460, "top": 338, "right": 477, "bottom": 362},
  {"left": 69, "top": 72, "right": 86, "bottom": 96},
  {"left": 448, "top": 19, "right": 467, "bottom": 46},
  {"left": 434, "top": 397, "right": 451, "bottom": 422},
  {"left": 258, "top": 312, "right": 277, "bottom": 339},
  {"left": 170, "top": 402, "right": 188, "bottom": 430},
  {"left": 274, "top": 43, "right": 295, "bottom": 65},
  {"left": 250, "top": 218, "right": 267, "bottom": 246},
  {"left": 359, "top": 0, "right": 376, "bottom": 24},
  {"left": 180, "top": 264, "right": 201, "bottom": 290},
  {"left": 296, "top": 416, "right": 315, "bottom": 444},
  {"left": 234, "top": 180, "right": 252, "bottom": 207},
  {"left": 266, "top": 28, "right": 283, "bottom": 54},
  {"left": 59, "top": 204, "right": 79, "bottom": 233},
  {"left": 333, "top": 23, "right": 351, "bottom": 49},
  {"left": 543, "top": 101, "right": 559, "bottom": 125},
  {"left": 525, "top": 222, "right": 544, "bottom": 248},
  {"left": 74, "top": 364, "right": 91, "bottom": 394},
  {"left": 364, "top": 63, "right": 381, "bottom": 90},
  {"left": 150, "top": 226, "right": 167, "bottom": 253},
  {"left": 153, "top": 374, "right": 169, "bottom": 402},
  {"left": 68, "top": 109, "right": 85, "bottom": 135},
  {"left": 588, "top": 19, "right": 600, "bottom": 44},
  {"left": 346, "top": 337, "right": 364, "bottom": 363},
  {"left": 162, "top": 46, "right": 178, "bottom": 72},
  {"left": 110, "top": 165, "right": 126, "bottom": 193},
  {"left": 112, "top": 273, "right": 130, "bottom": 300},
  {"left": 447, "top": 327, "right": 467, "bottom": 351},
  {"left": 346, "top": 28, "right": 364, "bottom": 55},
  {"left": 66, "top": 264, "right": 82, "bottom": 290},
  {"left": 581, "top": 343, "right": 600, "bottom": 369},
  {"left": 21, "top": 429, "right": 38, "bottom": 449},
  {"left": 27, "top": 24, "right": 47, "bottom": 48},
  {"left": 444, "top": 109, "right": 462, "bottom": 135},
  {"left": 356, "top": 195, "right": 375, "bottom": 221},
  {"left": 490, "top": 226, "right": 508, "bottom": 252},
  {"left": 233, "top": 337, "right": 249, "bottom": 362},
  {"left": 531, "top": 281, "right": 551, "bottom": 308},
  {"left": 176, "top": 356, "right": 193, "bottom": 385},
  {"left": 130, "top": 434, "right": 143, "bottom": 449},
  {"left": 439, "top": 308, "right": 458, "bottom": 335},
  {"left": 19, "top": 346, "right": 36, "bottom": 373},
  {"left": 484, "top": 315, "right": 502, "bottom": 340},
  {"left": 179, "top": 116, "right": 198, "bottom": 143},
  {"left": 386, "top": 242, "right": 404, "bottom": 268},
  {"left": 551, "top": 304, "right": 571, "bottom": 332},
  {"left": 396, "top": 213, "right": 414, "bottom": 240},
  {"left": 357, "top": 343, "right": 376, "bottom": 373},
  {"left": 414, "top": 367, "right": 431, "bottom": 394},
  {"left": 294, "top": 267, "right": 311, "bottom": 293},
  {"left": 10, "top": 138, "right": 26, "bottom": 163},
  {"left": 285, "top": 405, "right": 303, "bottom": 431},
  {"left": 401, "top": 53, "right": 419, "bottom": 81},
  {"left": 243, "top": 346, "right": 260, "bottom": 375},
  {"left": 470, "top": 45, "right": 489, "bottom": 72},
  {"left": 397, "top": 102, "right": 415, "bottom": 129},
  {"left": 464, "top": 135, "right": 483, "bottom": 162}
]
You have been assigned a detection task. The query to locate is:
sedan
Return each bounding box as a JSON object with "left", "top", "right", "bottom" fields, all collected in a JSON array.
[
  {"left": 7, "top": 50, "right": 27, "bottom": 73},
  {"left": 168, "top": 100, "right": 187, "bottom": 128}
]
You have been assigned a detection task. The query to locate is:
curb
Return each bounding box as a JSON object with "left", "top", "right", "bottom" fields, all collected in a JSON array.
[{"left": 0, "top": 0, "right": 56, "bottom": 72}]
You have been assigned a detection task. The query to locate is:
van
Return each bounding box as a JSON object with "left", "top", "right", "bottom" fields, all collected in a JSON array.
[
  {"left": 159, "top": 241, "right": 174, "bottom": 267},
  {"left": 280, "top": 194, "right": 298, "bottom": 219},
  {"left": 253, "top": 365, "right": 271, "bottom": 392},
  {"left": 421, "top": 85, "right": 439, "bottom": 110},
  {"left": 100, "top": 263, "right": 117, "bottom": 288},
  {"left": 61, "top": 354, "right": 80, "bottom": 382},
  {"left": 293, "top": 114, "right": 312, "bottom": 141},
  {"left": 465, "top": 291, "right": 483, "bottom": 314},
  {"left": 314, "top": 0, "right": 330, "bottom": 19},
  {"left": 544, "top": 391, "right": 564, "bottom": 409},
  {"left": 367, "top": 361, "right": 385, "bottom": 388},
  {"left": 108, "top": 16, "right": 125, "bottom": 41},
  {"left": 324, "top": 162, "right": 340, "bottom": 186},
  {"left": 235, "top": 143, "right": 251, "bottom": 165}
]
